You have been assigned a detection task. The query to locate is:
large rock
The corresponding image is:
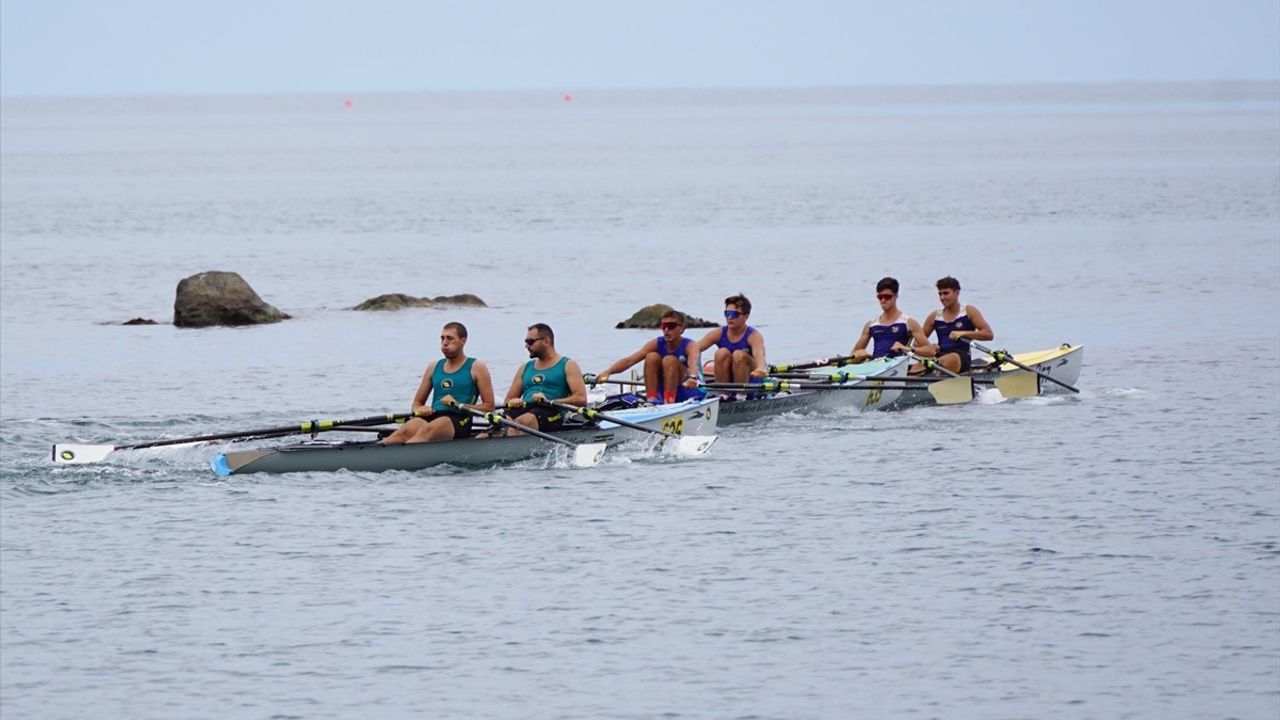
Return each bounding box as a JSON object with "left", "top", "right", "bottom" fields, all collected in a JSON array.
[
  {"left": 352, "top": 293, "right": 487, "bottom": 311},
  {"left": 173, "top": 271, "right": 289, "bottom": 328},
  {"left": 615, "top": 303, "right": 717, "bottom": 329}
]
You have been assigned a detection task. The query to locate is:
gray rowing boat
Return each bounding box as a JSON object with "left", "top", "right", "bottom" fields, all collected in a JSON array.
[{"left": 211, "top": 397, "right": 720, "bottom": 475}]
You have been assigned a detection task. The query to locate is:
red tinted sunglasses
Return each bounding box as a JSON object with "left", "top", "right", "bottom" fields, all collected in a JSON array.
[
  {"left": 660, "top": 322, "right": 680, "bottom": 330},
  {"left": 876, "top": 293, "right": 894, "bottom": 301}
]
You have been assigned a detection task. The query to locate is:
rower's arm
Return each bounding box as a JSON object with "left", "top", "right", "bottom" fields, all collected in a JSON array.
[
  {"left": 956, "top": 305, "right": 994, "bottom": 342},
  {"left": 920, "top": 311, "right": 940, "bottom": 357},
  {"left": 695, "top": 328, "right": 720, "bottom": 352},
  {"left": 598, "top": 339, "right": 658, "bottom": 378},
  {"left": 503, "top": 366, "right": 525, "bottom": 407},
  {"left": 748, "top": 330, "right": 767, "bottom": 377},
  {"left": 561, "top": 360, "right": 589, "bottom": 406},
  {"left": 850, "top": 322, "right": 872, "bottom": 360},
  {"left": 411, "top": 362, "right": 438, "bottom": 414},
  {"left": 471, "top": 361, "right": 496, "bottom": 413},
  {"left": 907, "top": 318, "right": 935, "bottom": 356},
  {"left": 684, "top": 341, "right": 702, "bottom": 384}
]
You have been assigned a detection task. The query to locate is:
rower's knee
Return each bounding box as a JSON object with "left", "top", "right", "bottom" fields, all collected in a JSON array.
[
  {"left": 661, "top": 355, "right": 681, "bottom": 372},
  {"left": 940, "top": 354, "right": 961, "bottom": 373},
  {"left": 731, "top": 350, "right": 752, "bottom": 366},
  {"left": 644, "top": 351, "right": 661, "bottom": 369}
]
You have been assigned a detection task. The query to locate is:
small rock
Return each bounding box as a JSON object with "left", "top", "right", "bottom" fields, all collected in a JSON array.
[
  {"left": 122, "top": 317, "right": 158, "bottom": 325},
  {"left": 352, "top": 293, "right": 487, "bottom": 311},
  {"left": 173, "top": 271, "right": 289, "bottom": 328},
  {"left": 615, "top": 303, "right": 717, "bottom": 329}
]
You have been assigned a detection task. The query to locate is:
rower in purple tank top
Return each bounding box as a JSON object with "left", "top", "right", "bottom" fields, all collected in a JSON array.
[
  {"left": 850, "top": 277, "right": 932, "bottom": 362},
  {"left": 696, "top": 293, "right": 767, "bottom": 385},
  {"left": 921, "top": 276, "right": 995, "bottom": 374},
  {"left": 594, "top": 309, "right": 705, "bottom": 404}
]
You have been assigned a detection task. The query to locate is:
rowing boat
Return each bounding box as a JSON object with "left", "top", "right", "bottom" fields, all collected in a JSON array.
[
  {"left": 211, "top": 396, "right": 720, "bottom": 475},
  {"left": 717, "top": 389, "right": 822, "bottom": 425},
  {"left": 893, "top": 343, "right": 1084, "bottom": 408}
]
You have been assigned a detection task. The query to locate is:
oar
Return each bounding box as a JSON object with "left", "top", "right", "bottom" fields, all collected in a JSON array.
[
  {"left": 904, "top": 351, "right": 961, "bottom": 378},
  {"left": 583, "top": 373, "right": 645, "bottom": 388},
  {"left": 52, "top": 411, "right": 423, "bottom": 465},
  {"left": 536, "top": 399, "right": 716, "bottom": 457},
  {"left": 704, "top": 378, "right": 974, "bottom": 405},
  {"left": 967, "top": 340, "right": 1079, "bottom": 393},
  {"left": 905, "top": 349, "right": 1040, "bottom": 399},
  {"left": 767, "top": 355, "right": 857, "bottom": 373},
  {"left": 448, "top": 401, "right": 606, "bottom": 468}
]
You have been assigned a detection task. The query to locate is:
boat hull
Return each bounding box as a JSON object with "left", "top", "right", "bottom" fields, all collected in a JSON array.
[
  {"left": 804, "top": 356, "right": 910, "bottom": 412},
  {"left": 718, "top": 390, "right": 822, "bottom": 426},
  {"left": 895, "top": 343, "right": 1084, "bottom": 408},
  {"left": 212, "top": 398, "right": 719, "bottom": 475}
]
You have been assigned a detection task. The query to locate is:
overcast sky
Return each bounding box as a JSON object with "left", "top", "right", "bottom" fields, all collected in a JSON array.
[{"left": 2, "top": 0, "right": 1277, "bottom": 97}]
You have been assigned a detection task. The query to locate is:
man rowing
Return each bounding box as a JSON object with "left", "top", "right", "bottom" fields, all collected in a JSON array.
[
  {"left": 503, "top": 323, "right": 589, "bottom": 435},
  {"left": 850, "top": 277, "right": 932, "bottom": 362},
  {"left": 380, "top": 322, "right": 495, "bottom": 444},
  {"left": 697, "top": 293, "right": 768, "bottom": 384},
  {"left": 921, "top": 276, "right": 994, "bottom": 374},
  {"left": 595, "top": 309, "right": 705, "bottom": 405}
]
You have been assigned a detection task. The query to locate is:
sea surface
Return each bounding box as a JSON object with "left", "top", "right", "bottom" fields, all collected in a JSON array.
[{"left": 2, "top": 83, "right": 1278, "bottom": 719}]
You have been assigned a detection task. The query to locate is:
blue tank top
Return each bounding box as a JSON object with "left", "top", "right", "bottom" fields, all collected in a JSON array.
[
  {"left": 654, "top": 336, "right": 706, "bottom": 402},
  {"left": 869, "top": 316, "right": 912, "bottom": 358},
  {"left": 430, "top": 357, "right": 478, "bottom": 412},
  {"left": 520, "top": 356, "right": 570, "bottom": 403},
  {"left": 932, "top": 310, "right": 975, "bottom": 355},
  {"left": 717, "top": 326, "right": 756, "bottom": 354}
]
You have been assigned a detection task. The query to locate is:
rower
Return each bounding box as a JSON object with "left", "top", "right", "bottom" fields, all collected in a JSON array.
[
  {"left": 595, "top": 309, "right": 704, "bottom": 405},
  {"left": 850, "top": 277, "right": 932, "bottom": 363},
  {"left": 696, "top": 293, "right": 768, "bottom": 384},
  {"left": 380, "top": 322, "right": 495, "bottom": 444},
  {"left": 922, "top": 276, "right": 994, "bottom": 374},
  {"left": 503, "top": 323, "right": 589, "bottom": 435}
]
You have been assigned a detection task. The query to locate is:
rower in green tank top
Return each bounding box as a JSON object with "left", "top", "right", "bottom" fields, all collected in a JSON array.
[
  {"left": 380, "top": 322, "right": 495, "bottom": 444},
  {"left": 503, "top": 323, "right": 589, "bottom": 434}
]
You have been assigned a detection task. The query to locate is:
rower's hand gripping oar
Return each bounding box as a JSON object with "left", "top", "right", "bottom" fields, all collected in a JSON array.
[
  {"left": 535, "top": 399, "right": 716, "bottom": 457},
  {"left": 447, "top": 401, "right": 606, "bottom": 468},
  {"left": 966, "top": 340, "right": 1077, "bottom": 394},
  {"left": 52, "top": 411, "right": 424, "bottom": 465}
]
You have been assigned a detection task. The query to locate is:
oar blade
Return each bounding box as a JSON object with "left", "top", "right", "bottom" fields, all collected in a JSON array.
[
  {"left": 994, "top": 371, "right": 1041, "bottom": 399},
  {"left": 927, "top": 377, "right": 975, "bottom": 405},
  {"left": 668, "top": 434, "right": 718, "bottom": 458},
  {"left": 572, "top": 442, "right": 608, "bottom": 468},
  {"left": 51, "top": 443, "right": 117, "bottom": 465}
]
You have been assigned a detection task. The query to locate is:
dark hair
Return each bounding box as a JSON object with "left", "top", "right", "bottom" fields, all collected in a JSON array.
[
  {"left": 935, "top": 276, "right": 961, "bottom": 292},
  {"left": 724, "top": 293, "right": 752, "bottom": 316},
  {"left": 527, "top": 322, "right": 554, "bottom": 344},
  {"left": 443, "top": 321, "right": 468, "bottom": 339},
  {"left": 875, "top": 277, "right": 899, "bottom": 294},
  {"left": 661, "top": 309, "right": 686, "bottom": 325}
]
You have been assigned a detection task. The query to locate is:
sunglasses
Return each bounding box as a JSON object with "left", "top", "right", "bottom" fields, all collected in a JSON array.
[
  {"left": 723, "top": 310, "right": 742, "bottom": 319},
  {"left": 524, "top": 337, "right": 544, "bottom": 346},
  {"left": 876, "top": 293, "right": 895, "bottom": 301},
  {"left": 660, "top": 322, "right": 680, "bottom": 330}
]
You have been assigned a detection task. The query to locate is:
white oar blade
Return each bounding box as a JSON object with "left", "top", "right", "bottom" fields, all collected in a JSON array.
[
  {"left": 572, "top": 442, "right": 608, "bottom": 468},
  {"left": 51, "top": 443, "right": 117, "bottom": 465},
  {"left": 927, "top": 377, "right": 975, "bottom": 405},
  {"left": 668, "top": 434, "right": 718, "bottom": 458},
  {"left": 994, "top": 371, "right": 1041, "bottom": 398}
]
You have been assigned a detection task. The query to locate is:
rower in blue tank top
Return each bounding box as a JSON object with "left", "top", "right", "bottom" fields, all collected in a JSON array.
[
  {"left": 502, "top": 323, "right": 589, "bottom": 434},
  {"left": 851, "top": 277, "right": 932, "bottom": 362},
  {"left": 380, "top": 322, "right": 496, "bottom": 444},
  {"left": 696, "top": 293, "right": 767, "bottom": 386},
  {"left": 921, "top": 276, "right": 995, "bottom": 374},
  {"left": 596, "top": 309, "right": 705, "bottom": 404}
]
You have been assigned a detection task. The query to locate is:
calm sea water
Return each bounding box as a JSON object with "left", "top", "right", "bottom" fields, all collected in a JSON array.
[{"left": 2, "top": 83, "right": 1278, "bottom": 719}]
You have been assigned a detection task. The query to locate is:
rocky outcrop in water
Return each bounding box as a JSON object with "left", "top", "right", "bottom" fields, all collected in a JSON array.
[
  {"left": 173, "top": 271, "right": 290, "bottom": 328},
  {"left": 121, "top": 317, "right": 158, "bottom": 325},
  {"left": 615, "top": 304, "right": 716, "bottom": 329},
  {"left": 352, "top": 293, "right": 487, "bottom": 311}
]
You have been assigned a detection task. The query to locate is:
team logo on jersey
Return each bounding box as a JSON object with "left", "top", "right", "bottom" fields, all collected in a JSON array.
[
  {"left": 441, "top": 379, "right": 454, "bottom": 390},
  {"left": 532, "top": 374, "right": 545, "bottom": 385}
]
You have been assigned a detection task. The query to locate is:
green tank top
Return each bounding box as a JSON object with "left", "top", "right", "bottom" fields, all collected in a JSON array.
[
  {"left": 430, "top": 357, "right": 478, "bottom": 412},
  {"left": 521, "top": 356, "right": 570, "bottom": 403}
]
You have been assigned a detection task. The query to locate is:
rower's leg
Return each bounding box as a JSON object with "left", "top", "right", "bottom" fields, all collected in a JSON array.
[
  {"left": 731, "top": 350, "right": 753, "bottom": 383},
  {"left": 939, "top": 352, "right": 962, "bottom": 374},
  {"left": 713, "top": 348, "right": 732, "bottom": 383},
  {"left": 410, "top": 416, "right": 457, "bottom": 443},
  {"left": 661, "top": 355, "right": 681, "bottom": 403},
  {"left": 379, "top": 417, "right": 428, "bottom": 445},
  {"left": 643, "top": 351, "right": 662, "bottom": 401},
  {"left": 505, "top": 412, "right": 538, "bottom": 436}
]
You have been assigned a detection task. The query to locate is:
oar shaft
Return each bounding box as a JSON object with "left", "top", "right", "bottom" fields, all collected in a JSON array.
[
  {"left": 452, "top": 403, "right": 580, "bottom": 449},
  {"left": 116, "top": 412, "right": 417, "bottom": 451},
  {"left": 767, "top": 355, "right": 856, "bottom": 373}
]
